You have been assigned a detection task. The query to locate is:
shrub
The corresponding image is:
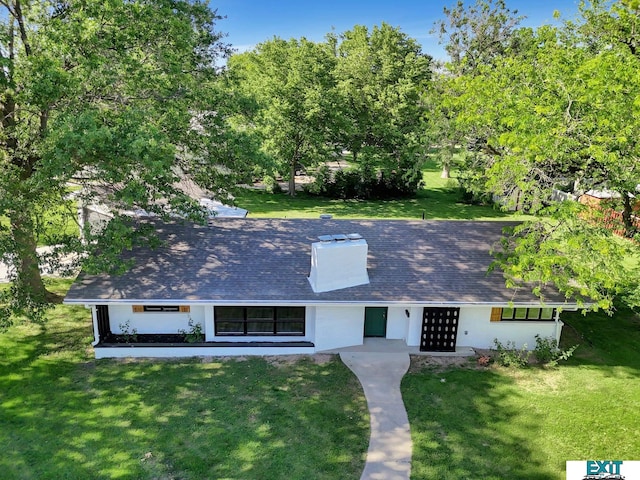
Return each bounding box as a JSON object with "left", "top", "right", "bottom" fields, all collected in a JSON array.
[
  {"left": 304, "top": 165, "right": 331, "bottom": 195},
  {"left": 304, "top": 163, "right": 422, "bottom": 200},
  {"left": 492, "top": 339, "right": 530, "bottom": 368},
  {"left": 118, "top": 320, "right": 138, "bottom": 343},
  {"left": 534, "top": 335, "right": 578, "bottom": 367},
  {"left": 179, "top": 318, "right": 204, "bottom": 343},
  {"left": 477, "top": 355, "right": 491, "bottom": 367},
  {"left": 262, "top": 175, "right": 282, "bottom": 194}
]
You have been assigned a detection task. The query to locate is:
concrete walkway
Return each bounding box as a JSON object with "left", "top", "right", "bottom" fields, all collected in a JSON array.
[{"left": 340, "top": 351, "right": 412, "bottom": 480}]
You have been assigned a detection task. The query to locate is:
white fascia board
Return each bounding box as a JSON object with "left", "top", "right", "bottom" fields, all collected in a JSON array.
[{"left": 64, "top": 298, "right": 581, "bottom": 308}]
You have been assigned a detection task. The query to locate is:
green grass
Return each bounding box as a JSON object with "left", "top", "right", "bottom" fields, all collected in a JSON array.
[
  {"left": 234, "top": 159, "right": 532, "bottom": 221},
  {"left": 0, "top": 280, "right": 369, "bottom": 480},
  {"left": 402, "top": 306, "right": 640, "bottom": 480},
  {"left": 0, "top": 200, "right": 79, "bottom": 247}
]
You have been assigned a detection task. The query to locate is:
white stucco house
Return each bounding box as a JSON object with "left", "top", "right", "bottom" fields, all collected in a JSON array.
[{"left": 64, "top": 219, "right": 574, "bottom": 358}]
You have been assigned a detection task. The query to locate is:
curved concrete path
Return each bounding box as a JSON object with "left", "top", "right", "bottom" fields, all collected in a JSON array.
[{"left": 340, "top": 352, "right": 412, "bottom": 480}]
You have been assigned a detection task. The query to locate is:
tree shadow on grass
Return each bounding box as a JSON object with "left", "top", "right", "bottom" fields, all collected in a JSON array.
[
  {"left": 402, "top": 366, "right": 556, "bottom": 480},
  {"left": 0, "top": 311, "right": 369, "bottom": 480},
  {"left": 560, "top": 305, "right": 640, "bottom": 373}
]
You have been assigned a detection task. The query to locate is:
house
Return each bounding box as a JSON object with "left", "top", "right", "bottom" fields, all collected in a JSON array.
[{"left": 64, "top": 219, "right": 575, "bottom": 358}]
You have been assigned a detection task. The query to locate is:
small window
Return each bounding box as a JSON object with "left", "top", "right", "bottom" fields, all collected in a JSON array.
[
  {"left": 131, "top": 305, "right": 190, "bottom": 313},
  {"left": 527, "top": 308, "right": 541, "bottom": 320},
  {"left": 541, "top": 308, "right": 554, "bottom": 320},
  {"left": 514, "top": 308, "right": 528, "bottom": 320},
  {"left": 276, "top": 307, "right": 305, "bottom": 335},
  {"left": 142, "top": 305, "right": 180, "bottom": 313}
]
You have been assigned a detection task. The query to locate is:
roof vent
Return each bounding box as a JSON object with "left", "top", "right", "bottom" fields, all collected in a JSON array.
[{"left": 308, "top": 233, "right": 369, "bottom": 293}]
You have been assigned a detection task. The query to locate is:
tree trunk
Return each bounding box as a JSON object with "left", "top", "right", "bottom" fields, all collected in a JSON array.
[
  {"left": 288, "top": 159, "right": 297, "bottom": 197},
  {"left": 621, "top": 192, "right": 637, "bottom": 238},
  {"left": 441, "top": 164, "right": 450, "bottom": 179},
  {"left": 8, "top": 212, "right": 51, "bottom": 303}
]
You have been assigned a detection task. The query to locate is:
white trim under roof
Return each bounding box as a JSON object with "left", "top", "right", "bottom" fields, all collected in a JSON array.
[{"left": 64, "top": 298, "right": 579, "bottom": 309}]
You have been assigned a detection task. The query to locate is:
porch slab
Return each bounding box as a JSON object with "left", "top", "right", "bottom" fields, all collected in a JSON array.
[{"left": 323, "top": 338, "right": 476, "bottom": 357}]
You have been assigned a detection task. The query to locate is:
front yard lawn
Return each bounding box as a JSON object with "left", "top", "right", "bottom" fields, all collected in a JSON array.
[
  {"left": 0, "top": 281, "right": 369, "bottom": 480},
  {"left": 402, "top": 306, "right": 640, "bottom": 480}
]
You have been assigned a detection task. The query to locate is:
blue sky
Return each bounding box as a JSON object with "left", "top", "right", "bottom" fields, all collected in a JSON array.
[{"left": 212, "top": 0, "right": 582, "bottom": 60}]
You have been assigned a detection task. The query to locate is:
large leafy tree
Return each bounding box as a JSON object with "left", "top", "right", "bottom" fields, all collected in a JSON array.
[
  {"left": 438, "top": 0, "right": 640, "bottom": 310},
  {"left": 0, "top": 0, "right": 231, "bottom": 322},
  {"left": 334, "top": 23, "right": 432, "bottom": 193},
  {"left": 434, "top": 0, "right": 524, "bottom": 73},
  {"left": 228, "top": 38, "right": 337, "bottom": 196},
  {"left": 430, "top": 0, "right": 523, "bottom": 178}
]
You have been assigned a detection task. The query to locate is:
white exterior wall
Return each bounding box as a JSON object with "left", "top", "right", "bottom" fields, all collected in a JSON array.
[
  {"left": 94, "top": 344, "right": 315, "bottom": 359},
  {"left": 406, "top": 307, "right": 423, "bottom": 346},
  {"left": 457, "top": 306, "right": 562, "bottom": 350},
  {"left": 95, "top": 303, "right": 564, "bottom": 357},
  {"left": 314, "top": 306, "right": 364, "bottom": 351},
  {"left": 386, "top": 306, "right": 410, "bottom": 340},
  {"left": 109, "top": 305, "right": 205, "bottom": 335}
]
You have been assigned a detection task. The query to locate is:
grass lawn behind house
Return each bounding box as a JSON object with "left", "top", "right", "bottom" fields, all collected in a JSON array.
[
  {"left": 0, "top": 280, "right": 369, "bottom": 480},
  {"left": 402, "top": 306, "right": 640, "bottom": 480},
  {"left": 235, "top": 159, "right": 533, "bottom": 221}
]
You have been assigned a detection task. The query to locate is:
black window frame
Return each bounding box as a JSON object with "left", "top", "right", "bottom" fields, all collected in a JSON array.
[
  {"left": 142, "top": 305, "right": 181, "bottom": 313},
  {"left": 501, "top": 307, "right": 556, "bottom": 321},
  {"left": 214, "top": 306, "right": 306, "bottom": 336}
]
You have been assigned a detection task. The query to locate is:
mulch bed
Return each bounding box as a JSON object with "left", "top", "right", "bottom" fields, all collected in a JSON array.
[{"left": 102, "top": 333, "right": 186, "bottom": 344}]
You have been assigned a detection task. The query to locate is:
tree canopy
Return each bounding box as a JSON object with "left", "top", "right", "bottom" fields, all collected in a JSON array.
[
  {"left": 227, "top": 23, "right": 432, "bottom": 198},
  {"left": 436, "top": 0, "right": 640, "bottom": 310},
  {"left": 227, "top": 37, "right": 337, "bottom": 195},
  {"left": 1, "top": 0, "right": 639, "bottom": 321},
  {"left": 0, "top": 0, "right": 232, "bottom": 323}
]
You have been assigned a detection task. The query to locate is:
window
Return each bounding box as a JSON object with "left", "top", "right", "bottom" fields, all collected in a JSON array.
[
  {"left": 495, "top": 307, "right": 556, "bottom": 321},
  {"left": 132, "top": 305, "right": 190, "bottom": 313},
  {"left": 215, "top": 306, "right": 305, "bottom": 336}
]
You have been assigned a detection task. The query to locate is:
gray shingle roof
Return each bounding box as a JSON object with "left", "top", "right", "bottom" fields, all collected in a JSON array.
[{"left": 64, "top": 219, "right": 567, "bottom": 305}]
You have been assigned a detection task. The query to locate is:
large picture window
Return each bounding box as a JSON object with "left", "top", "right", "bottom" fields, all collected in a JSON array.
[{"left": 215, "top": 306, "right": 305, "bottom": 336}]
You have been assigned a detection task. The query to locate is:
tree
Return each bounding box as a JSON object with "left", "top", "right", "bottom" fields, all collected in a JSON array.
[
  {"left": 437, "top": 1, "right": 640, "bottom": 310},
  {"left": 430, "top": 0, "right": 525, "bottom": 180},
  {"left": 574, "top": 0, "right": 640, "bottom": 237},
  {"left": 227, "top": 38, "right": 337, "bottom": 196},
  {"left": 334, "top": 23, "right": 432, "bottom": 195},
  {"left": 0, "top": 0, "right": 231, "bottom": 323},
  {"left": 434, "top": 0, "right": 524, "bottom": 73}
]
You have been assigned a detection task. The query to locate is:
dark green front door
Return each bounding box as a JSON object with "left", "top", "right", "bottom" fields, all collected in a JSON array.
[{"left": 364, "top": 307, "right": 387, "bottom": 337}]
